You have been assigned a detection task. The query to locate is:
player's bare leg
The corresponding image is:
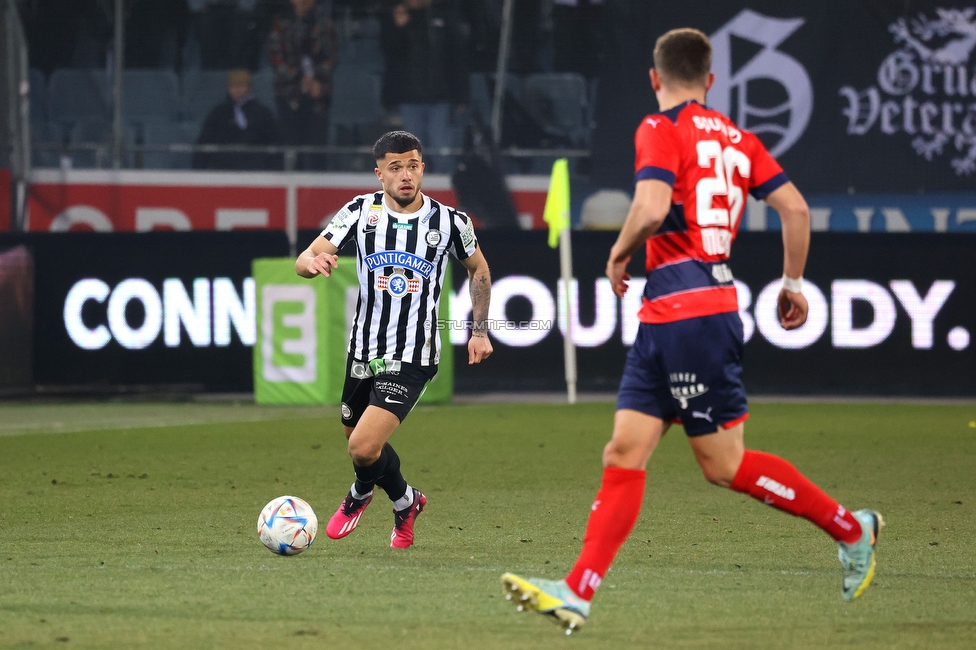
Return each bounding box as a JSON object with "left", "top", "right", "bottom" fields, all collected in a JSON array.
[
  {"left": 502, "top": 410, "right": 665, "bottom": 633},
  {"left": 327, "top": 407, "right": 426, "bottom": 546},
  {"left": 690, "top": 423, "right": 883, "bottom": 600},
  {"left": 686, "top": 421, "right": 744, "bottom": 487},
  {"left": 346, "top": 406, "right": 400, "bottom": 466}
]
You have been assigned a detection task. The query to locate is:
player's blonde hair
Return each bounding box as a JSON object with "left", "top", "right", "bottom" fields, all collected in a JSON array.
[{"left": 653, "top": 28, "right": 712, "bottom": 88}]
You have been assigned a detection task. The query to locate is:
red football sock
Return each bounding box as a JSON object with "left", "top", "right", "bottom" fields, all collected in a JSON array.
[
  {"left": 730, "top": 450, "right": 862, "bottom": 544},
  {"left": 565, "top": 467, "right": 645, "bottom": 601}
]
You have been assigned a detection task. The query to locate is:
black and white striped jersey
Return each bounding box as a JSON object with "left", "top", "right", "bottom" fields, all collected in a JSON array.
[{"left": 321, "top": 191, "right": 478, "bottom": 366}]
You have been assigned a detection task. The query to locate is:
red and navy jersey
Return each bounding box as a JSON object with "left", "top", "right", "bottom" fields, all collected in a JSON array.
[{"left": 634, "top": 100, "right": 788, "bottom": 324}]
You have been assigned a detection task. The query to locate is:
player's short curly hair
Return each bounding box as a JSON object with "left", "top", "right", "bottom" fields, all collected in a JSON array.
[
  {"left": 373, "top": 131, "right": 423, "bottom": 161},
  {"left": 653, "top": 28, "right": 712, "bottom": 87}
]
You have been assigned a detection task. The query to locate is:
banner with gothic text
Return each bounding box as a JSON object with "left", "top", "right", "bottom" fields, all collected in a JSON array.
[{"left": 592, "top": 1, "right": 976, "bottom": 193}]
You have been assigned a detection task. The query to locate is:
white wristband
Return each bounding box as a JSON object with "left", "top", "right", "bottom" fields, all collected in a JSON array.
[{"left": 782, "top": 275, "right": 803, "bottom": 293}]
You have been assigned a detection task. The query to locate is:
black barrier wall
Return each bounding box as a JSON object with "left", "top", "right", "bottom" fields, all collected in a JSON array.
[
  {"left": 0, "top": 232, "right": 289, "bottom": 392},
  {"left": 2, "top": 231, "right": 973, "bottom": 395},
  {"left": 453, "top": 231, "right": 976, "bottom": 396}
]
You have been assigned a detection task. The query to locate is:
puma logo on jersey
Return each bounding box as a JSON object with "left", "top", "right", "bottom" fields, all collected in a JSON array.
[{"left": 646, "top": 117, "right": 661, "bottom": 128}]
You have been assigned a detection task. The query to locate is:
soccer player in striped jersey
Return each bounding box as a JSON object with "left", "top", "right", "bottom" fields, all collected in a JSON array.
[
  {"left": 295, "top": 131, "right": 492, "bottom": 548},
  {"left": 502, "top": 28, "right": 882, "bottom": 632}
]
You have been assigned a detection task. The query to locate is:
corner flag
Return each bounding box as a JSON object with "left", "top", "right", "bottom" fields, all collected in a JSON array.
[{"left": 543, "top": 158, "right": 570, "bottom": 248}]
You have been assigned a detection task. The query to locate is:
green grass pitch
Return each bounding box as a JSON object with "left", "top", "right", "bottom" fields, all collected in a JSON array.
[{"left": 1, "top": 401, "right": 974, "bottom": 649}]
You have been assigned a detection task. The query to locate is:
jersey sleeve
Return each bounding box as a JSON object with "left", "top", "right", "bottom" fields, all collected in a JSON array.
[
  {"left": 320, "top": 196, "right": 364, "bottom": 250},
  {"left": 634, "top": 116, "right": 680, "bottom": 186},
  {"left": 745, "top": 134, "right": 789, "bottom": 199},
  {"left": 448, "top": 209, "right": 477, "bottom": 260}
]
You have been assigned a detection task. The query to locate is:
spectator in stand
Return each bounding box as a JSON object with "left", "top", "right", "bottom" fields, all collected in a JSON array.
[
  {"left": 267, "top": 0, "right": 339, "bottom": 170},
  {"left": 188, "top": 0, "right": 258, "bottom": 69},
  {"left": 193, "top": 69, "right": 279, "bottom": 170},
  {"left": 380, "top": 0, "right": 469, "bottom": 173}
]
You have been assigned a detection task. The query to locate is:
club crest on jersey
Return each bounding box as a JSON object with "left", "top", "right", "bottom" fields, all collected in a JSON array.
[
  {"left": 425, "top": 230, "right": 442, "bottom": 247},
  {"left": 363, "top": 251, "right": 435, "bottom": 278},
  {"left": 376, "top": 268, "right": 421, "bottom": 298},
  {"left": 365, "top": 204, "right": 382, "bottom": 231}
]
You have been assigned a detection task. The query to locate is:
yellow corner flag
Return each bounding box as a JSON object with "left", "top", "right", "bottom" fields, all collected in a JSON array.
[{"left": 543, "top": 158, "right": 570, "bottom": 248}]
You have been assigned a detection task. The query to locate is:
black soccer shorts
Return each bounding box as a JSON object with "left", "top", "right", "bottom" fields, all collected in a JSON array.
[{"left": 340, "top": 356, "right": 438, "bottom": 427}]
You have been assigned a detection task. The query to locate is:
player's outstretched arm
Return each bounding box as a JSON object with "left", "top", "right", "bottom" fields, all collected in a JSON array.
[
  {"left": 295, "top": 235, "right": 340, "bottom": 279},
  {"left": 461, "top": 245, "right": 493, "bottom": 365},
  {"left": 764, "top": 182, "right": 811, "bottom": 330},
  {"left": 606, "top": 179, "right": 672, "bottom": 297}
]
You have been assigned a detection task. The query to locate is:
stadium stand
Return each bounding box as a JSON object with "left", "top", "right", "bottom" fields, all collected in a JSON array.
[
  {"left": 522, "top": 72, "right": 589, "bottom": 146},
  {"left": 27, "top": 7, "right": 595, "bottom": 171},
  {"left": 249, "top": 69, "right": 278, "bottom": 118},
  {"left": 30, "top": 120, "right": 63, "bottom": 168},
  {"left": 337, "top": 15, "right": 383, "bottom": 74},
  {"left": 121, "top": 69, "right": 181, "bottom": 126},
  {"left": 142, "top": 121, "right": 200, "bottom": 170},
  {"left": 68, "top": 118, "right": 136, "bottom": 168},
  {"left": 328, "top": 64, "right": 384, "bottom": 169},
  {"left": 181, "top": 69, "right": 234, "bottom": 123},
  {"left": 47, "top": 68, "right": 111, "bottom": 126},
  {"left": 29, "top": 68, "right": 46, "bottom": 122}
]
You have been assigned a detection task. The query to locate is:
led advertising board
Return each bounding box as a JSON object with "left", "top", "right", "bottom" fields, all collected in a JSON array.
[{"left": 3, "top": 231, "right": 972, "bottom": 395}]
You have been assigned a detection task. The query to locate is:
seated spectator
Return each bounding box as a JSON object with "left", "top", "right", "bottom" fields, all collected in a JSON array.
[
  {"left": 267, "top": 0, "right": 338, "bottom": 170},
  {"left": 193, "top": 69, "right": 279, "bottom": 170},
  {"left": 381, "top": 0, "right": 469, "bottom": 173}
]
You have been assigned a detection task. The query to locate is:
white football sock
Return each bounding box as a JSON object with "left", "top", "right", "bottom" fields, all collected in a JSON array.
[
  {"left": 392, "top": 487, "right": 414, "bottom": 511},
  {"left": 350, "top": 483, "right": 373, "bottom": 501}
]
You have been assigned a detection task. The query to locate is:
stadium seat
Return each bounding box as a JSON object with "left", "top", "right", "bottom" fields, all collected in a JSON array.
[
  {"left": 338, "top": 16, "right": 384, "bottom": 73},
  {"left": 330, "top": 65, "right": 383, "bottom": 127},
  {"left": 29, "top": 68, "right": 46, "bottom": 121},
  {"left": 469, "top": 73, "right": 524, "bottom": 125},
  {"left": 522, "top": 73, "right": 589, "bottom": 146},
  {"left": 68, "top": 118, "right": 136, "bottom": 169},
  {"left": 181, "top": 69, "right": 233, "bottom": 123},
  {"left": 142, "top": 121, "right": 201, "bottom": 170},
  {"left": 250, "top": 69, "right": 278, "bottom": 118},
  {"left": 48, "top": 68, "right": 111, "bottom": 126},
  {"left": 468, "top": 73, "right": 493, "bottom": 125},
  {"left": 587, "top": 78, "right": 599, "bottom": 136},
  {"left": 122, "top": 69, "right": 181, "bottom": 124},
  {"left": 30, "top": 120, "right": 64, "bottom": 168},
  {"left": 327, "top": 65, "right": 384, "bottom": 170}
]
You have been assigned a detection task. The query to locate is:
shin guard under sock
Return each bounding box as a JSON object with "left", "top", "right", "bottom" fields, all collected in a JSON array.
[
  {"left": 353, "top": 445, "right": 389, "bottom": 496},
  {"left": 374, "top": 443, "right": 408, "bottom": 502},
  {"left": 565, "top": 467, "right": 646, "bottom": 601},
  {"left": 731, "top": 450, "right": 862, "bottom": 544}
]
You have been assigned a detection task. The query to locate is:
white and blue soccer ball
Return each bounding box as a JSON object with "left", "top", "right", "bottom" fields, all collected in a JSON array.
[{"left": 257, "top": 496, "right": 318, "bottom": 556}]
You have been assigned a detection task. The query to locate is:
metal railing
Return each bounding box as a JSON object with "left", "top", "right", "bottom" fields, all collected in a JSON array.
[
  {"left": 4, "top": 0, "right": 30, "bottom": 229},
  {"left": 33, "top": 142, "right": 592, "bottom": 172}
]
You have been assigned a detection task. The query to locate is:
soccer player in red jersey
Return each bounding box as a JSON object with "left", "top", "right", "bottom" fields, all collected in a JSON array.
[{"left": 502, "top": 28, "right": 883, "bottom": 633}]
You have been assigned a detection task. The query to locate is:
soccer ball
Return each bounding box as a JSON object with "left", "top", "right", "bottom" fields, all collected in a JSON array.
[{"left": 257, "top": 496, "right": 318, "bottom": 556}]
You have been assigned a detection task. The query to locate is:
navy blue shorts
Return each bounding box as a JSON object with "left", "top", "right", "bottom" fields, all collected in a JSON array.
[{"left": 617, "top": 312, "right": 748, "bottom": 436}]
